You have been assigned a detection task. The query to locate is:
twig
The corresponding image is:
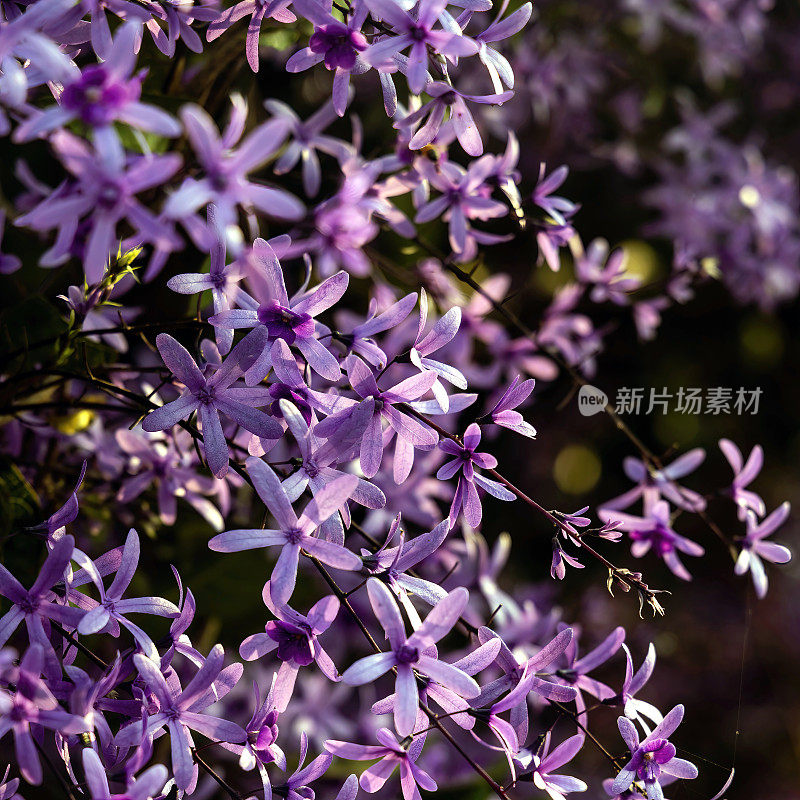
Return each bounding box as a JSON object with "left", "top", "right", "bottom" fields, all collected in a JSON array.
[
  {"left": 32, "top": 737, "right": 80, "bottom": 800},
  {"left": 51, "top": 621, "right": 110, "bottom": 671},
  {"left": 193, "top": 749, "right": 243, "bottom": 800},
  {"left": 399, "top": 403, "right": 663, "bottom": 608}
]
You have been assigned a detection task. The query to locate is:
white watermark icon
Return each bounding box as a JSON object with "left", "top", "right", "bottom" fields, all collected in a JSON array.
[
  {"left": 577, "top": 384, "right": 609, "bottom": 416},
  {"left": 577, "top": 386, "right": 762, "bottom": 416}
]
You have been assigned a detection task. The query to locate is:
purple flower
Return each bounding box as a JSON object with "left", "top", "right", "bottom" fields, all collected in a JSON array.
[
  {"left": 272, "top": 732, "right": 333, "bottom": 800},
  {"left": 287, "top": 0, "right": 370, "bottom": 115},
  {"left": 556, "top": 506, "right": 592, "bottom": 534},
  {"left": 166, "top": 219, "right": 246, "bottom": 354},
  {"left": 61, "top": 656, "right": 126, "bottom": 758},
  {"left": 551, "top": 538, "right": 584, "bottom": 580},
  {"left": 240, "top": 583, "right": 340, "bottom": 710},
  {"left": 141, "top": 332, "right": 282, "bottom": 477},
  {"left": 116, "top": 646, "right": 246, "bottom": 791},
  {"left": 536, "top": 221, "right": 576, "bottom": 272},
  {"left": 314, "top": 356, "right": 439, "bottom": 482},
  {"left": 633, "top": 297, "right": 671, "bottom": 342},
  {"left": 221, "top": 678, "right": 287, "bottom": 794},
  {"left": 278, "top": 396, "right": 386, "bottom": 529},
  {"left": 71, "top": 529, "right": 179, "bottom": 660},
  {"left": 647, "top": 117, "right": 800, "bottom": 310},
  {"left": 207, "top": 0, "right": 296, "bottom": 72},
  {"left": 210, "top": 238, "right": 348, "bottom": 382},
  {"left": 438, "top": 423, "right": 515, "bottom": 529},
  {"left": 619, "top": 643, "right": 662, "bottom": 733},
  {"left": 363, "top": 0, "right": 478, "bottom": 94},
  {"left": 115, "top": 428, "right": 224, "bottom": 530},
  {"left": 574, "top": 240, "right": 641, "bottom": 306},
  {"left": 472, "top": 1, "right": 532, "bottom": 93},
  {"left": 15, "top": 22, "right": 180, "bottom": 143},
  {"left": 81, "top": 747, "right": 168, "bottom": 800},
  {"left": 611, "top": 705, "right": 698, "bottom": 800},
  {"left": 396, "top": 81, "right": 513, "bottom": 157},
  {"left": 0, "top": 645, "right": 89, "bottom": 784},
  {"left": 159, "top": 569, "right": 203, "bottom": 669},
  {"left": 536, "top": 286, "right": 602, "bottom": 372},
  {"left": 527, "top": 732, "right": 587, "bottom": 800},
  {"left": 341, "top": 157, "right": 417, "bottom": 236},
  {"left": 208, "top": 457, "right": 361, "bottom": 604},
  {"left": 0, "top": 0, "right": 77, "bottom": 89},
  {"left": 549, "top": 625, "right": 625, "bottom": 713},
  {"left": 719, "top": 439, "right": 765, "bottom": 520},
  {"left": 165, "top": 98, "right": 304, "bottom": 236},
  {"left": 0, "top": 765, "right": 22, "bottom": 800},
  {"left": 599, "top": 499, "right": 705, "bottom": 581},
  {"left": 333, "top": 291, "right": 419, "bottom": 369},
  {"left": 0, "top": 535, "right": 84, "bottom": 678},
  {"left": 361, "top": 515, "right": 450, "bottom": 606},
  {"left": 409, "top": 291, "right": 467, "bottom": 412},
  {"left": 416, "top": 158, "right": 511, "bottom": 261},
  {"left": 326, "top": 728, "right": 437, "bottom": 800},
  {"left": 292, "top": 195, "right": 378, "bottom": 277},
  {"left": 372, "top": 636, "right": 501, "bottom": 732},
  {"left": 470, "top": 663, "right": 545, "bottom": 776},
  {"left": 532, "top": 164, "right": 579, "bottom": 226},
  {"left": 473, "top": 627, "right": 576, "bottom": 761},
  {"left": 735, "top": 503, "right": 791, "bottom": 598},
  {"left": 341, "top": 579, "right": 479, "bottom": 737},
  {"left": 268, "top": 97, "right": 356, "bottom": 196},
  {"left": 264, "top": 340, "right": 321, "bottom": 426},
  {"left": 15, "top": 130, "right": 181, "bottom": 283},
  {"left": 308, "top": 19, "right": 366, "bottom": 70},
  {"left": 485, "top": 375, "right": 536, "bottom": 438},
  {"left": 601, "top": 450, "right": 707, "bottom": 513},
  {"left": 445, "top": 274, "right": 509, "bottom": 381},
  {"left": 32, "top": 461, "right": 86, "bottom": 545},
  {"left": 143, "top": 0, "right": 220, "bottom": 59}
]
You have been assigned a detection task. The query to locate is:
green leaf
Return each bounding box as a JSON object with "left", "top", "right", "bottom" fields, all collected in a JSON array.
[{"left": 0, "top": 458, "right": 40, "bottom": 537}]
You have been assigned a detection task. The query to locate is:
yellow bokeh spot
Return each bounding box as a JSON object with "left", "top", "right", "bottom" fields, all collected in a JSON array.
[
  {"left": 553, "top": 444, "right": 601, "bottom": 494},
  {"left": 701, "top": 257, "right": 721, "bottom": 279},
  {"left": 654, "top": 631, "right": 678, "bottom": 656},
  {"left": 53, "top": 409, "right": 94, "bottom": 435},
  {"left": 533, "top": 257, "right": 570, "bottom": 293},
  {"left": 739, "top": 185, "right": 761, "bottom": 209},
  {"left": 740, "top": 317, "right": 784, "bottom": 368},
  {"left": 654, "top": 413, "right": 700, "bottom": 449},
  {"left": 260, "top": 29, "right": 296, "bottom": 52},
  {"left": 619, "top": 240, "right": 660, "bottom": 283}
]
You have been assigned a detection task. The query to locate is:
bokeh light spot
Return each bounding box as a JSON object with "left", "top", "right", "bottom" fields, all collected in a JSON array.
[
  {"left": 740, "top": 317, "right": 784, "bottom": 369},
  {"left": 553, "top": 444, "right": 601, "bottom": 494}
]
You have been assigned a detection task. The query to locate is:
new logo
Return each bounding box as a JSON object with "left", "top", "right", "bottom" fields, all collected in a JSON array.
[{"left": 577, "top": 384, "right": 608, "bottom": 416}]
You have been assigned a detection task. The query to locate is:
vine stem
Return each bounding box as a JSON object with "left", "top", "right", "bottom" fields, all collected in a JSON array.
[
  {"left": 193, "top": 749, "right": 243, "bottom": 800},
  {"left": 309, "top": 558, "right": 513, "bottom": 800},
  {"left": 410, "top": 233, "right": 736, "bottom": 558},
  {"left": 32, "top": 737, "right": 80, "bottom": 800},
  {"left": 398, "top": 403, "right": 662, "bottom": 606},
  {"left": 20, "top": 337, "right": 642, "bottom": 795},
  {"left": 0, "top": 319, "right": 213, "bottom": 368},
  {"left": 51, "top": 621, "right": 110, "bottom": 671}
]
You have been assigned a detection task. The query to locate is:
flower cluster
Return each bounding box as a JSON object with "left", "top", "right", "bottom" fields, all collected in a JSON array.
[
  {"left": 0, "top": 472, "right": 707, "bottom": 800},
  {"left": 0, "top": 0, "right": 793, "bottom": 797}
]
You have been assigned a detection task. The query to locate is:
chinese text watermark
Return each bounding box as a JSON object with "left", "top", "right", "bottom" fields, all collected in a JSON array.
[{"left": 577, "top": 386, "right": 762, "bottom": 416}]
